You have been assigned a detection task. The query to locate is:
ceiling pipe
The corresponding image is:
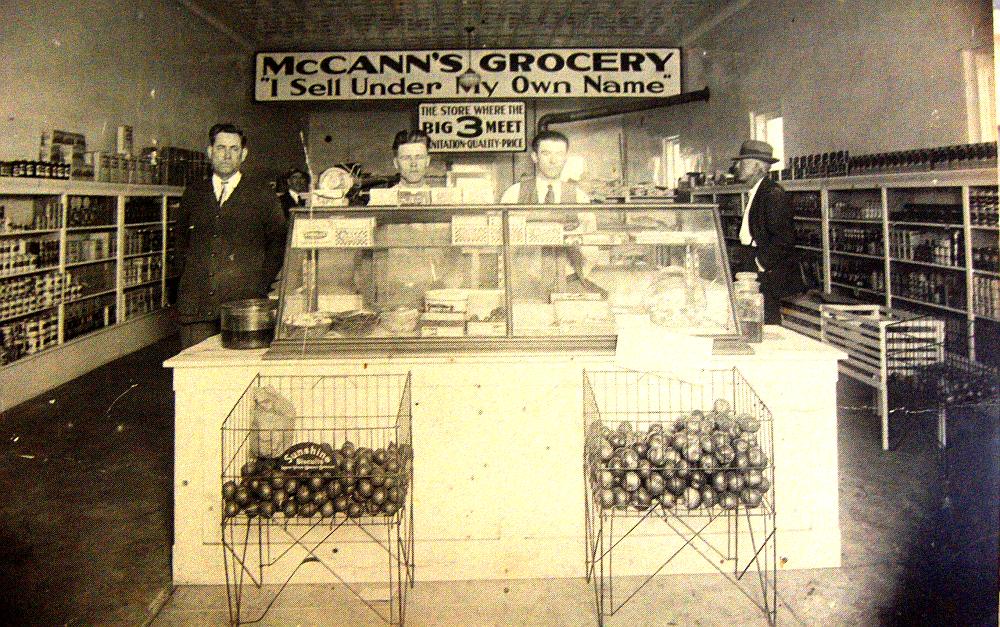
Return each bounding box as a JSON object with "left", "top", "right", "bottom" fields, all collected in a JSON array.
[{"left": 536, "top": 87, "right": 710, "bottom": 134}]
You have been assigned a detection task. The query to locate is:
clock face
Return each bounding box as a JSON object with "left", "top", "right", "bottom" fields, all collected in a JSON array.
[{"left": 317, "top": 167, "right": 354, "bottom": 192}]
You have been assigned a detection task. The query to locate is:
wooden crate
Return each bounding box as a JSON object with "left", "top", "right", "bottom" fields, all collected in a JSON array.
[
  {"left": 820, "top": 304, "right": 944, "bottom": 450},
  {"left": 779, "top": 294, "right": 822, "bottom": 340},
  {"left": 781, "top": 294, "right": 945, "bottom": 450}
]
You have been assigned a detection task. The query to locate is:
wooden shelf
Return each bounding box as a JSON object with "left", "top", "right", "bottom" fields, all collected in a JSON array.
[
  {"left": 67, "top": 224, "right": 116, "bottom": 231},
  {"left": 890, "top": 258, "right": 964, "bottom": 271},
  {"left": 0, "top": 303, "right": 59, "bottom": 324},
  {"left": 65, "top": 288, "right": 117, "bottom": 305},
  {"left": 829, "top": 281, "right": 884, "bottom": 297},
  {"left": 890, "top": 221, "right": 963, "bottom": 229},
  {"left": 0, "top": 178, "right": 183, "bottom": 197},
  {"left": 891, "top": 294, "right": 967, "bottom": 315},
  {"left": 0, "top": 181, "right": 182, "bottom": 409},
  {"left": 0, "top": 229, "right": 60, "bottom": 238},
  {"left": 124, "top": 278, "right": 163, "bottom": 289},
  {"left": 0, "top": 265, "right": 60, "bottom": 280},
  {"left": 828, "top": 217, "right": 881, "bottom": 224},
  {"left": 66, "top": 257, "right": 116, "bottom": 268},
  {"left": 829, "top": 250, "right": 883, "bottom": 260}
]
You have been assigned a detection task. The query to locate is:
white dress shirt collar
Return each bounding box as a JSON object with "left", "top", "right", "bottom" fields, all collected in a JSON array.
[
  {"left": 212, "top": 171, "right": 242, "bottom": 204},
  {"left": 536, "top": 177, "right": 561, "bottom": 203}
]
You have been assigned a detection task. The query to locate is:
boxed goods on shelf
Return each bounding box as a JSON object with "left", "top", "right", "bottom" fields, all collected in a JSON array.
[{"left": 0, "top": 310, "right": 59, "bottom": 365}]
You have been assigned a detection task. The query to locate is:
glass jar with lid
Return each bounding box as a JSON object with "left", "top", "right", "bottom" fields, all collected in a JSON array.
[{"left": 733, "top": 272, "right": 764, "bottom": 343}]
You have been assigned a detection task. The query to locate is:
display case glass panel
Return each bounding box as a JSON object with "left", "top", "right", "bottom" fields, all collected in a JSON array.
[
  {"left": 505, "top": 206, "right": 736, "bottom": 337},
  {"left": 274, "top": 207, "right": 507, "bottom": 346},
  {"left": 269, "top": 203, "right": 736, "bottom": 356}
]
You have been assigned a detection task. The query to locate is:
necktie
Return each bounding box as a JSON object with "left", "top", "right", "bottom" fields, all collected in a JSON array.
[
  {"left": 217, "top": 180, "right": 227, "bottom": 204},
  {"left": 544, "top": 184, "right": 555, "bottom": 204}
]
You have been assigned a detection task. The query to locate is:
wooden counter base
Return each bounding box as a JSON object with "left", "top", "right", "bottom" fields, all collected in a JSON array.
[{"left": 165, "top": 326, "right": 845, "bottom": 584}]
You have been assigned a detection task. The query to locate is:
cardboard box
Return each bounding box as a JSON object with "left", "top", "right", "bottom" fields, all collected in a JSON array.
[
  {"left": 451, "top": 215, "right": 502, "bottom": 246},
  {"left": 419, "top": 325, "right": 465, "bottom": 337},
  {"left": 524, "top": 221, "right": 564, "bottom": 245}
]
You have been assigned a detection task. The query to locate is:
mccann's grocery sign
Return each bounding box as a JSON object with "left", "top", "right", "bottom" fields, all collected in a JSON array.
[{"left": 255, "top": 48, "right": 681, "bottom": 100}]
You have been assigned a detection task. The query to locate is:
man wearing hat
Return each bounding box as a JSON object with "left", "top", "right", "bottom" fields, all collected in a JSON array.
[{"left": 732, "top": 139, "right": 805, "bottom": 324}]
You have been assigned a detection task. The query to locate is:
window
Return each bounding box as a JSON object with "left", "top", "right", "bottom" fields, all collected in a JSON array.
[
  {"left": 661, "top": 135, "right": 682, "bottom": 189},
  {"left": 962, "top": 48, "right": 997, "bottom": 142},
  {"left": 750, "top": 112, "right": 785, "bottom": 172}
]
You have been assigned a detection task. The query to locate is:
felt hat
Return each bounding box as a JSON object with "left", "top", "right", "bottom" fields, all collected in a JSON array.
[{"left": 731, "top": 139, "right": 779, "bottom": 164}]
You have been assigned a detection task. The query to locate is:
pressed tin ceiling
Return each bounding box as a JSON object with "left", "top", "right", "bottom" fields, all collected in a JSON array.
[{"left": 185, "top": 0, "right": 737, "bottom": 50}]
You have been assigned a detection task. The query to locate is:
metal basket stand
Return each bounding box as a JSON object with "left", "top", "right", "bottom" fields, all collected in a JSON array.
[
  {"left": 583, "top": 368, "right": 777, "bottom": 626},
  {"left": 220, "top": 373, "right": 415, "bottom": 626}
]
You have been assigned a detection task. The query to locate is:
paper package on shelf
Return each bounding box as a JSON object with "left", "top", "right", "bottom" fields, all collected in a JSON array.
[
  {"left": 291, "top": 217, "right": 375, "bottom": 248},
  {"left": 467, "top": 289, "right": 503, "bottom": 320},
  {"left": 317, "top": 293, "right": 363, "bottom": 313},
  {"left": 524, "top": 222, "right": 565, "bottom": 245},
  {"left": 451, "top": 215, "right": 502, "bottom": 246},
  {"left": 431, "top": 188, "right": 462, "bottom": 205},
  {"left": 512, "top": 302, "right": 556, "bottom": 335}
]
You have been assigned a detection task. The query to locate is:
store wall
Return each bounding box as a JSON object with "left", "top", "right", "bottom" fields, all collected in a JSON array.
[
  {"left": 0, "top": 1, "right": 306, "bottom": 182},
  {"left": 306, "top": 0, "right": 991, "bottom": 191},
  {"left": 626, "top": 0, "right": 994, "bottom": 178}
]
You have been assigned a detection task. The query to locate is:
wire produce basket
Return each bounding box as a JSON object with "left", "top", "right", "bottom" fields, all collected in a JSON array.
[
  {"left": 221, "top": 373, "right": 414, "bottom": 626},
  {"left": 886, "top": 331, "right": 1000, "bottom": 448},
  {"left": 583, "top": 368, "right": 776, "bottom": 626}
]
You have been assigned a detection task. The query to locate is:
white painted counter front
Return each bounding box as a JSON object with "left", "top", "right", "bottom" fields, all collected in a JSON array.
[{"left": 166, "top": 326, "right": 845, "bottom": 585}]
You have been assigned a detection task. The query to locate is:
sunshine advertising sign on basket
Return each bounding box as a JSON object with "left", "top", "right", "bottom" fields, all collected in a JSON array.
[{"left": 255, "top": 48, "right": 681, "bottom": 101}]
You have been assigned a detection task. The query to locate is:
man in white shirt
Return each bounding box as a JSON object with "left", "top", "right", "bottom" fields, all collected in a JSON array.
[
  {"left": 732, "top": 139, "right": 804, "bottom": 323},
  {"left": 499, "top": 130, "right": 590, "bottom": 204},
  {"left": 175, "top": 123, "right": 286, "bottom": 349},
  {"left": 390, "top": 129, "right": 432, "bottom": 192},
  {"left": 500, "top": 130, "right": 601, "bottom": 300}
]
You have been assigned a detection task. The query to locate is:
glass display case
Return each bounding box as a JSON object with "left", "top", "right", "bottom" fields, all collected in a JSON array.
[{"left": 267, "top": 203, "right": 738, "bottom": 357}]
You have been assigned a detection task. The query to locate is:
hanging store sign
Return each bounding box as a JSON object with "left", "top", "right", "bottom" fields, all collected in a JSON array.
[
  {"left": 255, "top": 49, "right": 681, "bottom": 101},
  {"left": 418, "top": 101, "right": 526, "bottom": 152}
]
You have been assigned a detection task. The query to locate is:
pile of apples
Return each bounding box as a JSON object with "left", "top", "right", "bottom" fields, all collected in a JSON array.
[
  {"left": 223, "top": 442, "right": 412, "bottom": 520},
  {"left": 588, "top": 399, "right": 770, "bottom": 513}
]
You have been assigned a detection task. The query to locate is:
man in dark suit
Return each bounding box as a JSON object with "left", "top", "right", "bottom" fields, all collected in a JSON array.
[
  {"left": 278, "top": 168, "right": 309, "bottom": 218},
  {"left": 732, "top": 139, "right": 805, "bottom": 324},
  {"left": 175, "top": 123, "right": 287, "bottom": 349}
]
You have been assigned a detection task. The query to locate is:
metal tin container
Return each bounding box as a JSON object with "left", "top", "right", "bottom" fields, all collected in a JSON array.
[{"left": 220, "top": 298, "right": 276, "bottom": 349}]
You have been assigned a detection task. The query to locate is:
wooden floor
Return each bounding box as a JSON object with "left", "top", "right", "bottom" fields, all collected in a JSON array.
[{"left": 0, "top": 335, "right": 996, "bottom": 625}]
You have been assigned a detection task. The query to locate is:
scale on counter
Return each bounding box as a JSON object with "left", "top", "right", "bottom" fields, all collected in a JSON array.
[{"left": 309, "top": 166, "right": 355, "bottom": 207}]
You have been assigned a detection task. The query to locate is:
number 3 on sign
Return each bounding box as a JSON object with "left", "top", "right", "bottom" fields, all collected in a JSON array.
[{"left": 455, "top": 115, "right": 483, "bottom": 139}]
